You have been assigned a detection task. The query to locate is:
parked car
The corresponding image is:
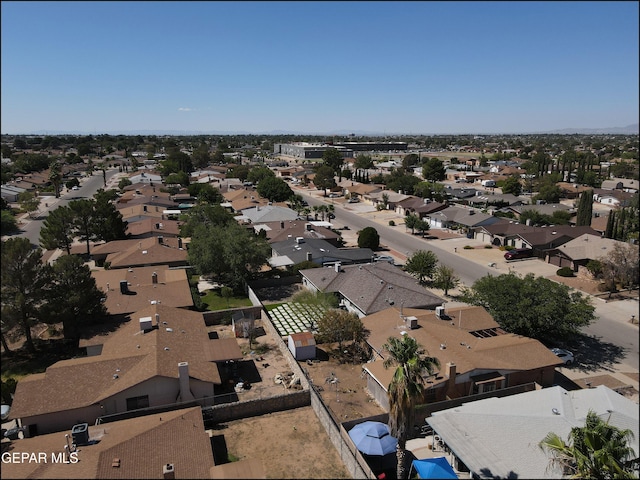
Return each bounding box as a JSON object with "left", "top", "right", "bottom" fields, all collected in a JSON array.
[
  {"left": 504, "top": 248, "right": 533, "bottom": 261},
  {"left": 374, "top": 255, "right": 395, "bottom": 265},
  {"left": 348, "top": 197, "right": 360, "bottom": 203},
  {"left": 328, "top": 193, "right": 341, "bottom": 198},
  {"left": 550, "top": 348, "right": 574, "bottom": 365}
]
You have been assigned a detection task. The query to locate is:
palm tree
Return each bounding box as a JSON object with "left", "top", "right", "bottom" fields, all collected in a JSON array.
[
  {"left": 383, "top": 335, "right": 440, "bottom": 479},
  {"left": 539, "top": 410, "right": 638, "bottom": 479}
]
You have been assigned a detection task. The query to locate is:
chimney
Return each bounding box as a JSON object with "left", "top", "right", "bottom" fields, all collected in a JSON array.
[
  {"left": 119, "top": 280, "right": 128, "bottom": 294},
  {"left": 178, "top": 362, "right": 195, "bottom": 402},
  {"left": 178, "top": 238, "right": 183, "bottom": 249},
  {"left": 280, "top": 221, "right": 285, "bottom": 229},
  {"left": 306, "top": 252, "right": 312, "bottom": 262},
  {"left": 445, "top": 362, "right": 457, "bottom": 398},
  {"left": 155, "top": 313, "right": 160, "bottom": 326},
  {"left": 152, "top": 272, "right": 158, "bottom": 284},
  {"left": 163, "top": 463, "right": 175, "bottom": 480},
  {"left": 334, "top": 262, "right": 341, "bottom": 273},
  {"left": 143, "top": 205, "right": 147, "bottom": 212},
  {"left": 158, "top": 236, "right": 163, "bottom": 244},
  {"left": 305, "top": 223, "right": 312, "bottom": 231}
]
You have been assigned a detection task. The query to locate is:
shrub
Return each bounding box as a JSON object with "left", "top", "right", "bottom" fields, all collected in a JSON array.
[
  {"left": 388, "top": 220, "right": 395, "bottom": 226},
  {"left": 484, "top": 245, "right": 493, "bottom": 249},
  {"left": 463, "top": 245, "right": 474, "bottom": 250},
  {"left": 556, "top": 267, "right": 575, "bottom": 277}
]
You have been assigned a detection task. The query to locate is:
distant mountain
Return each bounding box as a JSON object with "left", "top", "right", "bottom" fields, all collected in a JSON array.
[
  {"left": 18, "top": 124, "right": 640, "bottom": 136},
  {"left": 542, "top": 124, "right": 639, "bottom": 135}
]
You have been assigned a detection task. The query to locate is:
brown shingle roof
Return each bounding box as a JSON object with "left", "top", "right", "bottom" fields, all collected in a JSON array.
[
  {"left": 91, "top": 265, "right": 193, "bottom": 315},
  {"left": 12, "top": 305, "right": 222, "bottom": 420},
  {"left": 363, "top": 306, "right": 562, "bottom": 390},
  {"left": 104, "top": 236, "right": 187, "bottom": 268},
  {"left": 1, "top": 407, "right": 215, "bottom": 479}
]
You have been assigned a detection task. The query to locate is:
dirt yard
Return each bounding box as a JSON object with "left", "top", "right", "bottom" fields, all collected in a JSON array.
[{"left": 214, "top": 407, "right": 352, "bottom": 479}]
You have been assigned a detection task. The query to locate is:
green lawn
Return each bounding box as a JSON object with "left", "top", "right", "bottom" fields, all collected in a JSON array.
[{"left": 199, "top": 290, "right": 253, "bottom": 310}]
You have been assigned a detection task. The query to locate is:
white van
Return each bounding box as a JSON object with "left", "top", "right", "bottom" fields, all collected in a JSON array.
[{"left": 481, "top": 179, "right": 496, "bottom": 187}]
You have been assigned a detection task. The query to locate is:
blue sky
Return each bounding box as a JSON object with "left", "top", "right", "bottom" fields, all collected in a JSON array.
[{"left": 2, "top": 1, "right": 638, "bottom": 135}]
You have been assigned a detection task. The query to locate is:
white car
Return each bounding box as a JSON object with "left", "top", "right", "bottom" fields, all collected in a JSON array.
[
  {"left": 550, "top": 348, "right": 574, "bottom": 365},
  {"left": 72, "top": 186, "right": 79, "bottom": 190}
]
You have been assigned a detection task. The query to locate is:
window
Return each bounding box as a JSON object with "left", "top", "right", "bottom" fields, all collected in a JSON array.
[{"left": 126, "top": 395, "right": 149, "bottom": 411}]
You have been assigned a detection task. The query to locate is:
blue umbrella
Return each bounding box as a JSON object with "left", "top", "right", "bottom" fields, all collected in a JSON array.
[
  {"left": 411, "top": 457, "right": 458, "bottom": 479},
  {"left": 349, "top": 421, "right": 398, "bottom": 456}
]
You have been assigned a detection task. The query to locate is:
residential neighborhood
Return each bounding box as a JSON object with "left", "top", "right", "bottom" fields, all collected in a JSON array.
[{"left": 1, "top": 130, "right": 638, "bottom": 479}]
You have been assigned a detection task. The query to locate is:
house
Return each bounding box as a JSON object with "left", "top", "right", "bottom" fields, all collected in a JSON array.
[
  {"left": 1, "top": 184, "right": 26, "bottom": 202},
  {"left": 601, "top": 177, "right": 639, "bottom": 193},
  {"left": 10, "top": 305, "right": 226, "bottom": 435},
  {"left": 426, "top": 385, "right": 639, "bottom": 479},
  {"left": 300, "top": 261, "right": 443, "bottom": 318},
  {"left": 127, "top": 170, "right": 162, "bottom": 185},
  {"left": 426, "top": 205, "right": 505, "bottom": 232},
  {"left": 236, "top": 205, "right": 301, "bottom": 224},
  {"left": 288, "top": 331, "right": 316, "bottom": 361},
  {"left": 118, "top": 203, "right": 166, "bottom": 223},
  {"left": 475, "top": 222, "right": 599, "bottom": 250},
  {"left": 91, "top": 265, "right": 193, "bottom": 316},
  {"left": 367, "top": 190, "right": 411, "bottom": 210},
  {"left": 500, "top": 202, "right": 574, "bottom": 220},
  {"left": 395, "top": 197, "right": 448, "bottom": 218},
  {"left": 0, "top": 407, "right": 218, "bottom": 479},
  {"left": 593, "top": 188, "right": 636, "bottom": 207},
  {"left": 253, "top": 220, "right": 342, "bottom": 247},
  {"left": 269, "top": 237, "right": 374, "bottom": 268},
  {"left": 547, "top": 234, "right": 633, "bottom": 271},
  {"left": 125, "top": 217, "right": 182, "bottom": 239},
  {"left": 93, "top": 236, "right": 188, "bottom": 269},
  {"left": 360, "top": 305, "right": 562, "bottom": 411}
]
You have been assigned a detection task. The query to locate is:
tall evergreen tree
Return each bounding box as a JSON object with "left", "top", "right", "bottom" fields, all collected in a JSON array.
[
  {"left": 1, "top": 238, "right": 51, "bottom": 353},
  {"left": 575, "top": 190, "right": 594, "bottom": 226},
  {"left": 39, "top": 205, "right": 76, "bottom": 254}
]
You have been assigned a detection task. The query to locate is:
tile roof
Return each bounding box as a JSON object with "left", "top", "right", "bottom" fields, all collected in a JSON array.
[
  {"left": 300, "top": 262, "right": 443, "bottom": 315},
  {"left": 2, "top": 407, "right": 215, "bottom": 479},
  {"left": 238, "top": 205, "right": 300, "bottom": 223},
  {"left": 11, "top": 305, "right": 222, "bottom": 419},
  {"left": 91, "top": 265, "right": 193, "bottom": 315},
  {"left": 118, "top": 204, "right": 165, "bottom": 221}
]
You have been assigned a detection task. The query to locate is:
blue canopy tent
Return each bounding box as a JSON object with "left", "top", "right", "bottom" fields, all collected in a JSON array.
[{"left": 410, "top": 457, "right": 458, "bottom": 479}]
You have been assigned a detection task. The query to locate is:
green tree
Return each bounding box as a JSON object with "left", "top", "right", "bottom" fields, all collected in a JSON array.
[
  {"left": 118, "top": 178, "right": 132, "bottom": 192},
  {"left": 533, "top": 182, "right": 562, "bottom": 204},
  {"left": 164, "top": 170, "right": 190, "bottom": 186},
  {"left": 405, "top": 213, "right": 420, "bottom": 234},
  {"left": 539, "top": 410, "right": 638, "bottom": 479},
  {"left": 1, "top": 210, "right": 18, "bottom": 235},
  {"left": 461, "top": 272, "right": 595, "bottom": 342},
  {"left": 415, "top": 218, "right": 430, "bottom": 237},
  {"left": 92, "top": 190, "right": 128, "bottom": 243},
  {"left": 228, "top": 164, "right": 251, "bottom": 182},
  {"left": 192, "top": 143, "right": 211, "bottom": 169},
  {"left": 39, "top": 205, "right": 76, "bottom": 254},
  {"left": 48, "top": 160, "right": 63, "bottom": 198},
  {"left": 188, "top": 222, "right": 271, "bottom": 293},
  {"left": 422, "top": 158, "right": 446, "bottom": 182},
  {"left": 383, "top": 335, "right": 440, "bottom": 479},
  {"left": 501, "top": 175, "right": 522, "bottom": 196},
  {"left": 18, "top": 191, "right": 40, "bottom": 219},
  {"left": 357, "top": 226, "right": 380, "bottom": 249},
  {"left": 40, "top": 255, "right": 106, "bottom": 341},
  {"left": 246, "top": 165, "right": 275, "bottom": 185},
  {"left": 316, "top": 309, "right": 368, "bottom": 350},
  {"left": 69, "top": 199, "right": 97, "bottom": 256},
  {"left": 354, "top": 154, "right": 374, "bottom": 170},
  {"left": 432, "top": 265, "right": 459, "bottom": 296},
  {"left": 1, "top": 238, "right": 51, "bottom": 353},
  {"left": 313, "top": 165, "right": 337, "bottom": 195},
  {"left": 187, "top": 183, "right": 223, "bottom": 204},
  {"left": 404, "top": 250, "right": 438, "bottom": 284},
  {"left": 575, "top": 190, "right": 594, "bottom": 227},
  {"left": 322, "top": 147, "right": 344, "bottom": 175},
  {"left": 402, "top": 153, "right": 420, "bottom": 169},
  {"left": 257, "top": 176, "right": 293, "bottom": 202}
]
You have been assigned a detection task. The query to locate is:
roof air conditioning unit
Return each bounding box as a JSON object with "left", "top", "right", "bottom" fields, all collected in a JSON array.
[
  {"left": 405, "top": 316, "right": 418, "bottom": 329},
  {"left": 435, "top": 306, "right": 445, "bottom": 318}
]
